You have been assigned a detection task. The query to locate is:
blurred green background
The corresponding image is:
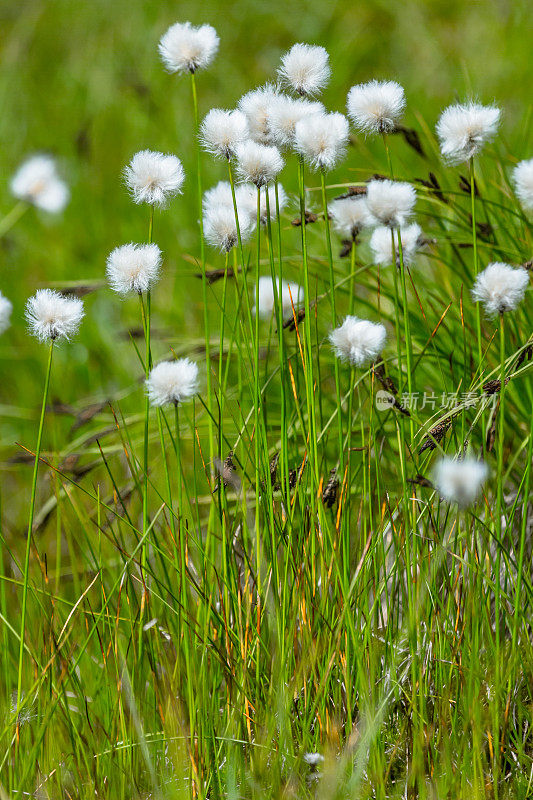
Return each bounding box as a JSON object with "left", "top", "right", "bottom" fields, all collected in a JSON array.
[{"left": 0, "top": 0, "right": 531, "bottom": 486}]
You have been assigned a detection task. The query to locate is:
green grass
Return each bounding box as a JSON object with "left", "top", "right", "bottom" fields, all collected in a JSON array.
[{"left": 1, "top": 1, "right": 533, "bottom": 797}]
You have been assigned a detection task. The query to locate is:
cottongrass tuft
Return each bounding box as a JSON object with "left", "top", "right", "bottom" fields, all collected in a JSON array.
[
  {"left": 370, "top": 223, "right": 423, "bottom": 266},
  {"left": 303, "top": 753, "right": 325, "bottom": 766},
  {"left": 0, "top": 293, "right": 13, "bottom": 335},
  {"left": 125, "top": 150, "right": 185, "bottom": 206},
  {"left": 471, "top": 262, "right": 529, "bottom": 317},
  {"left": 294, "top": 112, "right": 349, "bottom": 171},
  {"left": 266, "top": 95, "right": 324, "bottom": 149},
  {"left": 203, "top": 203, "right": 254, "bottom": 252},
  {"left": 434, "top": 456, "right": 488, "bottom": 507},
  {"left": 278, "top": 43, "right": 330, "bottom": 97},
  {"left": 158, "top": 21, "right": 219, "bottom": 74},
  {"left": 200, "top": 109, "right": 249, "bottom": 160},
  {"left": 347, "top": 80, "right": 405, "bottom": 134},
  {"left": 253, "top": 275, "right": 303, "bottom": 319},
  {"left": 365, "top": 179, "right": 416, "bottom": 228},
  {"left": 512, "top": 158, "right": 533, "bottom": 212},
  {"left": 436, "top": 102, "right": 501, "bottom": 164},
  {"left": 238, "top": 84, "right": 280, "bottom": 146},
  {"left": 329, "top": 315, "right": 387, "bottom": 366},
  {"left": 146, "top": 358, "right": 199, "bottom": 407},
  {"left": 26, "top": 289, "right": 84, "bottom": 343},
  {"left": 106, "top": 243, "right": 162, "bottom": 295},
  {"left": 235, "top": 141, "right": 284, "bottom": 187},
  {"left": 10, "top": 154, "right": 69, "bottom": 213},
  {"left": 329, "top": 196, "right": 373, "bottom": 239}
]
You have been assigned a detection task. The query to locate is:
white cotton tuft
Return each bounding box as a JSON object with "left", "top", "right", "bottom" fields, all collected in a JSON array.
[
  {"left": 200, "top": 109, "right": 249, "bottom": 160},
  {"left": 203, "top": 203, "right": 254, "bottom": 252},
  {"left": 434, "top": 457, "right": 488, "bottom": 507},
  {"left": 235, "top": 141, "right": 284, "bottom": 186},
  {"left": 471, "top": 262, "right": 529, "bottom": 317},
  {"left": 266, "top": 95, "right": 324, "bottom": 149},
  {"left": 370, "top": 223, "right": 423, "bottom": 266},
  {"left": 25, "top": 289, "right": 84, "bottom": 343},
  {"left": 512, "top": 158, "right": 533, "bottom": 212},
  {"left": 253, "top": 276, "right": 303, "bottom": 319},
  {"left": 294, "top": 112, "right": 349, "bottom": 172},
  {"left": 146, "top": 358, "right": 199, "bottom": 407},
  {"left": 329, "top": 196, "right": 373, "bottom": 239},
  {"left": 202, "top": 182, "right": 256, "bottom": 231},
  {"left": 125, "top": 150, "right": 185, "bottom": 206},
  {"left": 329, "top": 315, "right": 387, "bottom": 366},
  {"left": 347, "top": 80, "right": 405, "bottom": 134},
  {"left": 158, "top": 22, "right": 219, "bottom": 74},
  {"left": 0, "top": 293, "right": 13, "bottom": 335},
  {"left": 106, "top": 243, "right": 162, "bottom": 295},
  {"left": 303, "top": 753, "right": 324, "bottom": 766},
  {"left": 278, "top": 43, "right": 330, "bottom": 97},
  {"left": 436, "top": 102, "right": 501, "bottom": 164},
  {"left": 238, "top": 84, "right": 280, "bottom": 146},
  {"left": 10, "top": 155, "right": 69, "bottom": 213},
  {"left": 365, "top": 179, "right": 416, "bottom": 228}
]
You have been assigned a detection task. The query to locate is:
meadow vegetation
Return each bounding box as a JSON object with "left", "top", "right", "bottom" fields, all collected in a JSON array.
[{"left": 0, "top": 1, "right": 532, "bottom": 798}]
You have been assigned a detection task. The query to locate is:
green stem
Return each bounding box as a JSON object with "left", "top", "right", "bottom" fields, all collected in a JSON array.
[
  {"left": 191, "top": 71, "right": 214, "bottom": 471},
  {"left": 17, "top": 340, "right": 54, "bottom": 718},
  {"left": 494, "top": 312, "right": 506, "bottom": 783},
  {"left": 0, "top": 201, "right": 28, "bottom": 239}
]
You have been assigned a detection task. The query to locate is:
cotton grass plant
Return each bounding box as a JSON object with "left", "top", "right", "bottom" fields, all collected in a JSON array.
[{"left": 1, "top": 20, "right": 533, "bottom": 800}]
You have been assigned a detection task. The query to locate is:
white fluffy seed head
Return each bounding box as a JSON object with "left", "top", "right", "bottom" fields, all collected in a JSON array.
[
  {"left": 106, "top": 243, "right": 162, "bottom": 295},
  {"left": 254, "top": 276, "right": 303, "bottom": 319},
  {"left": 365, "top": 179, "right": 416, "bottom": 228},
  {"left": 146, "top": 358, "right": 199, "bottom": 407},
  {"left": 10, "top": 155, "right": 69, "bottom": 213},
  {"left": 347, "top": 80, "right": 405, "bottom": 134},
  {"left": 158, "top": 22, "right": 219, "bottom": 74},
  {"left": 434, "top": 456, "right": 488, "bottom": 507},
  {"left": 266, "top": 95, "right": 324, "bottom": 149},
  {"left": 238, "top": 84, "right": 280, "bottom": 146},
  {"left": 235, "top": 141, "right": 284, "bottom": 186},
  {"left": 294, "top": 112, "right": 349, "bottom": 172},
  {"left": 512, "top": 158, "right": 533, "bottom": 212},
  {"left": 203, "top": 203, "right": 254, "bottom": 252},
  {"left": 25, "top": 289, "right": 84, "bottom": 343},
  {"left": 303, "top": 753, "right": 325, "bottom": 767},
  {"left": 436, "top": 102, "right": 501, "bottom": 164},
  {"left": 329, "top": 315, "right": 387, "bottom": 366},
  {"left": 124, "top": 150, "right": 185, "bottom": 206},
  {"left": 471, "top": 262, "right": 529, "bottom": 317},
  {"left": 202, "top": 181, "right": 257, "bottom": 231},
  {"left": 329, "top": 196, "right": 373, "bottom": 238},
  {"left": 200, "top": 109, "right": 249, "bottom": 160},
  {"left": 278, "top": 43, "right": 330, "bottom": 97},
  {"left": 369, "top": 223, "right": 423, "bottom": 266},
  {"left": 0, "top": 293, "right": 13, "bottom": 335}
]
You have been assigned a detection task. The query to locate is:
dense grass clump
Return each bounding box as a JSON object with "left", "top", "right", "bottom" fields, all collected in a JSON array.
[{"left": 0, "top": 3, "right": 532, "bottom": 799}]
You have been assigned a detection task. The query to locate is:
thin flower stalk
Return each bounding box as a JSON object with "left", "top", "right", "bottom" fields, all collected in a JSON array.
[
  {"left": 493, "top": 311, "right": 506, "bottom": 779},
  {"left": 0, "top": 201, "right": 29, "bottom": 239},
  {"left": 320, "top": 171, "right": 344, "bottom": 475},
  {"left": 16, "top": 340, "right": 54, "bottom": 721},
  {"left": 191, "top": 71, "right": 215, "bottom": 471},
  {"left": 470, "top": 156, "right": 486, "bottom": 459},
  {"left": 254, "top": 186, "right": 262, "bottom": 608},
  {"left": 274, "top": 180, "right": 290, "bottom": 498},
  {"left": 298, "top": 157, "right": 320, "bottom": 505}
]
